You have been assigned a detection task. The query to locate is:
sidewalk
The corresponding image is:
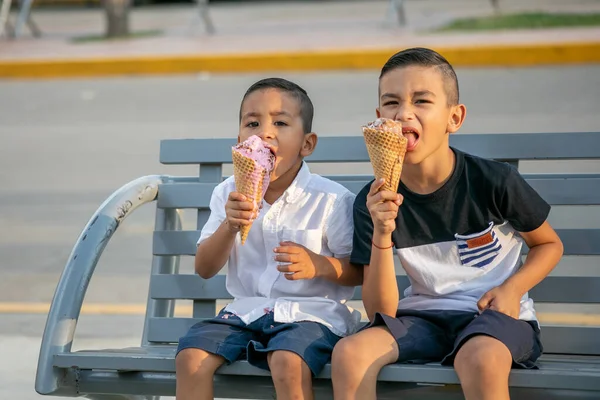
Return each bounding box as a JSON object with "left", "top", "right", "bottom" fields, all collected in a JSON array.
[{"left": 1, "top": 0, "right": 600, "bottom": 78}]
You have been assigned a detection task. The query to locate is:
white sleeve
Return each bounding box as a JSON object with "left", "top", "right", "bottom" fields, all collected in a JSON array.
[
  {"left": 197, "top": 181, "right": 229, "bottom": 245},
  {"left": 324, "top": 191, "right": 356, "bottom": 258}
]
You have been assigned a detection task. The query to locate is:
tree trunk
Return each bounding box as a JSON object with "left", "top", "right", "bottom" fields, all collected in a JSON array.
[{"left": 103, "top": 0, "right": 131, "bottom": 38}]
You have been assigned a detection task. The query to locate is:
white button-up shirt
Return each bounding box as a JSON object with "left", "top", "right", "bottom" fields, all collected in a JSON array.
[{"left": 198, "top": 162, "right": 361, "bottom": 336}]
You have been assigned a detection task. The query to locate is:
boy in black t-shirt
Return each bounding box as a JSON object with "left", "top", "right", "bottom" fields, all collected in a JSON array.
[{"left": 331, "top": 48, "right": 564, "bottom": 400}]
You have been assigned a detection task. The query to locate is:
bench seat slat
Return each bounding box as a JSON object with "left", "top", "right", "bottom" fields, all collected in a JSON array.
[
  {"left": 54, "top": 350, "right": 600, "bottom": 392},
  {"left": 156, "top": 175, "right": 600, "bottom": 208},
  {"left": 150, "top": 275, "right": 600, "bottom": 304},
  {"left": 145, "top": 317, "right": 600, "bottom": 355},
  {"left": 153, "top": 229, "right": 600, "bottom": 256},
  {"left": 160, "top": 133, "right": 600, "bottom": 164}
]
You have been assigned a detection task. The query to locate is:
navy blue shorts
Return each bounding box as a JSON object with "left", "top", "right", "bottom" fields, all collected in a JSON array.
[
  {"left": 176, "top": 309, "right": 341, "bottom": 376},
  {"left": 368, "top": 309, "right": 543, "bottom": 369}
]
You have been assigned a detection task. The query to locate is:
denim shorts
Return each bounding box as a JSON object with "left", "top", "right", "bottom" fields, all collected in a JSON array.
[
  {"left": 177, "top": 309, "right": 341, "bottom": 376},
  {"left": 367, "top": 308, "right": 543, "bottom": 369}
]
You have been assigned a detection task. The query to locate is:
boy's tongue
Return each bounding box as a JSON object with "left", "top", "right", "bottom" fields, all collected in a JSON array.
[{"left": 404, "top": 133, "right": 418, "bottom": 150}]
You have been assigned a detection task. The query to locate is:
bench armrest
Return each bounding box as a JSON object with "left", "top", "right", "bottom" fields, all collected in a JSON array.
[{"left": 35, "top": 175, "right": 167, "bottom": 396}]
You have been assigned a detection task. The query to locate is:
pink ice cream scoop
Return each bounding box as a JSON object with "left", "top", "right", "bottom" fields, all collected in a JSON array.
[{"left": 231, "top": 135, "right": 276, "bottom": 244}]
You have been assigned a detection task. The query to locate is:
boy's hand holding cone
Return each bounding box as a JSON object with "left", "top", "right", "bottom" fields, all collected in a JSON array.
[{"left": 230, "top": 135, "right": 276, "bottom": 244}]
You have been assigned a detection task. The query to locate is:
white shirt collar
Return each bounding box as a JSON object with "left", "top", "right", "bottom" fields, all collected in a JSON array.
[{"left": 282, "top": 161, "right": 311, "bottom": 204}]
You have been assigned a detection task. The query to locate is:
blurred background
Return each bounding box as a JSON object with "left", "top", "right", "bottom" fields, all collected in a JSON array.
[{"left": 1, "top": 0, "right": 600, "bottom": 399}]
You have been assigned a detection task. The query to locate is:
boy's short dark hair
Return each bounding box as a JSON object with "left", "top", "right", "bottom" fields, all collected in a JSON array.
[
  {"left": 380, "top": 47, "right": 459, "bottom": 106},
  {"left": 240, "top": 77, "right": 314, "bottom": 133}
]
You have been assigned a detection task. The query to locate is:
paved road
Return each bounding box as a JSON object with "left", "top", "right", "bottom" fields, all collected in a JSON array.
[
  {"left": 1, "top": 65, "right": 599, "bottom": 304},
  {"left": 1, "top": 66, "right": 599, "bottom": 399}
]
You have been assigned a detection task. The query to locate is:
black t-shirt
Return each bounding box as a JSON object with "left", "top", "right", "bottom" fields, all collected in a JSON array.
[{"left": 351, "top": 148, "right": 550, "bottom": 317}]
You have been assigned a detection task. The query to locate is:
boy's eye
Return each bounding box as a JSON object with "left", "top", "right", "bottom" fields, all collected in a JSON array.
[
  {"left": 274, "top": 121, "right": 288, "bottom": 126},
  {"left": 382, "top": 101, "right": 398, "bottom": 106},
  {"left": 246, "top": 121, "right": 259, "bottom": 128},
  {"left": 415, "top": 99, "right": 431, "bottom": 104}
]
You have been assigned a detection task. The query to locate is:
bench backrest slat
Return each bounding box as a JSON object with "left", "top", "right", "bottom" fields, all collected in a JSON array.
[
  {"left": 148, "top": 133, "right": 600, "bottom": 357},
  {"left": 156, "top": 175, "right": 600, "bottom": 209},
  {"left": 146, "top": 317, "right": 600, "bottom": 356},
  {"left": 152, "top": 229, "right": 600, "bottom": 256},
  {"left": 160, "top": 133, "right": 600, "bottom": 164},
  {"left": 150, "top": 274, "right": 600, "bottom": 304}
]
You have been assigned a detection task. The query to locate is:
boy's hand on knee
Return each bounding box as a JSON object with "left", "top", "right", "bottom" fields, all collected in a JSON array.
[
  {"left": 273, "top": 242, "right": 320, "bottom": 280},
  {"left": 367, "top": 178, "right": 403, "bottom": 235},
  {"left": 477, "top": 283, "right": 522, "bottom": 319},
  {"left": 224, "top": 192, "right": 258, "bottom": 233}
]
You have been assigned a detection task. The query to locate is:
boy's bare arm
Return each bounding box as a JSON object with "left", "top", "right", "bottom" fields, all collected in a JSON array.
[
  {"left": 195, "top": 192, "right": 256, "bottom": 279},
  {"left": 362, "top": 236, "right": 399, "bottom": 321},
  {"left": 314, "top": 255, "right": 363, "bottom": 286},
  {"left": 506, "top": 221, "right": 564, "bottom": 294},
  {"left": 478, "top": 221, "right": 563, "bottom": 318},
  {"left": 361, "top": 179, "right": 402, "bottom": 321},
  {"left": 195, "top": 222, "right": 238, "bottom": 279}
]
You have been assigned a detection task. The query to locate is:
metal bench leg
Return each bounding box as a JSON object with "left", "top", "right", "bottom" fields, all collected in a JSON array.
[
  {"left": 389, "top": 0, "right": 406, "bottom": 26},
  {"left": 14, "top": 0, "right": 41, "bottom": 38},
  {"left": 196, "top": 0, "right": 215, "bottom": 34},
  {"left": 25, "top": 7, "right": 41, "bottom": 36},
  {"left": 0, "top": 0, "right": 13, "bottom": 38}
]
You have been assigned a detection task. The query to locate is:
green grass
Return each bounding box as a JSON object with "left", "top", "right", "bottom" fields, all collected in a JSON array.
[
  {"left": 437, "top": 12, "right": 600, "bottom": 32},
  {"left": 71, "top": 29, "right": 163, "bottom": 43}
]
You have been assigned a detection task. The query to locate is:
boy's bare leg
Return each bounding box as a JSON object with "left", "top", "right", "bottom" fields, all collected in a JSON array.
[
  {"left": 267, "top": 350, "right": 313, "bottom": 400},
  {"left": 175, "top": 348, "right": 226, "bottom": 400},
  {"left": 454, "top": 335, "right": 512, "bottom": 400},
  {"left": 331, "top": 326, "right": 399, "bottom": 400}
]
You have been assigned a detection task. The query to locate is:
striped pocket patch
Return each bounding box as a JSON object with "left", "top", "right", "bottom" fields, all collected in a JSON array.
[{"left": 455, "top": 222, "right": 502, "bottom": 268}]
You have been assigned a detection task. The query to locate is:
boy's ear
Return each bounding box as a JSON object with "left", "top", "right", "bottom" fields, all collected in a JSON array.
[
  {"left": 300, "top": 133, "right": 318, "bottom": 157},
  {"left": 447, "top": 103, "right": 467, "bottom": 134}
]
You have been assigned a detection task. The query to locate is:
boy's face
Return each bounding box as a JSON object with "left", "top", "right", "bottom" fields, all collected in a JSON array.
[
  {"left": 239, "top": 88, "right": 316, "bottom": 182},
  {"left": 377, "top": 65, "right": 466, "bottom": 166}
]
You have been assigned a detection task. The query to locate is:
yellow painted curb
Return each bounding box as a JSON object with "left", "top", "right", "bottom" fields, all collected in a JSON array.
[
  {"left": 1, "top": 42, "right": 599, "bottom": 79},
  {"left": 0, "top": 302, "right": 194, "bottom": 316},
  {"left": 1, "top": 302, "right": 600, "bottom": 325}
]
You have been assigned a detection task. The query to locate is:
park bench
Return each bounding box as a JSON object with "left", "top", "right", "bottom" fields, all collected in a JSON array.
[{"left": 36, "top": 132, "right": 600, "bottom": 399}]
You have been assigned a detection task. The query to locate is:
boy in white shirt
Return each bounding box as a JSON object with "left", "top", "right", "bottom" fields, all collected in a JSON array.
[{"left": 175, "top": 78, "right": 362, "bottom": 400}]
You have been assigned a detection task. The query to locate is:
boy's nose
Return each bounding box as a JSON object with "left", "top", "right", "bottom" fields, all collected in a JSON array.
[
  {"left": 258, "top": 130, "right": 276, "bottom": 140},
  {"left": 395, "top": 105, "right": 415, "bottom": 121}
]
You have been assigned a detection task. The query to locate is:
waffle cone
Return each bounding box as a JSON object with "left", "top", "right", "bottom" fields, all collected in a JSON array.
[
  {"left": 363, "top": 124, "right": 408, "bottom": 192},
  {"left": 232, "top": 150, "right": 266, "bottom": 244}
]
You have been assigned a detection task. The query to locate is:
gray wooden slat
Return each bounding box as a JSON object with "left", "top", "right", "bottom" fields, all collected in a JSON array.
[
  {"left": 157, "top": 183, "right": 216, "bottom": 208},
  {"left": 156, "top": 175, "right": 600, "bottom": 208},
  {"left": 328, "top": 175, "right": 600, "bottom": 206},
  {"left": 558, "top": 229, "right": 600, "bottom": 256},
  {"left": 526, "top": 176, "right": 600, "bottom": 205},
  {"left": 362, "top": 276, "right": 600, "bottom": 304},
  {"left": 151, "top": 274, "right": 231, "bottom": 299},
  {"left": 154, "top": 229, "right": 600, "bottom": 256},
  {"left": 153, "top": 231, "right": 200, "bottom": 256},
  {"left": 543, "top": 325, "right": 600, "bottom": 356},
  {"left": 55, "top": 354, "right": 600, "bottom": 394},
  {"left": 146, "top": 317, "right": 600, "bottom": 355},
  {"left": 160, "top": 133, "right": 600, "bottom": 164},
  {"left": 60, "top": 359, "right": 600, "bottom": 398},
  {"left": 151, "top": 275, "right": 600, "bottom": 304}
]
